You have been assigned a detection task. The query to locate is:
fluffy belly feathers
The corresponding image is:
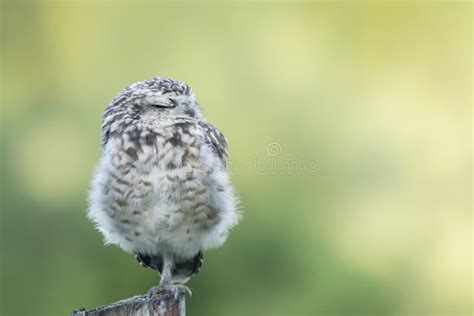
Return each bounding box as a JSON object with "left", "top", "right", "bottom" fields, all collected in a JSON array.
[{"left": 88, "top": 122, "right": 238, "bottom": 259}]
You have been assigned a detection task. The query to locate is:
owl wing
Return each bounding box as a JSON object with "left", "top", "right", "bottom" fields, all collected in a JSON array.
[{"left": 198, "top": 121, "right": 228, "bottom": 166}]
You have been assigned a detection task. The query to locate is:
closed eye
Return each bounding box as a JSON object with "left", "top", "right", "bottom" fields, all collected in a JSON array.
[{"left": 154, "top": 98, "right": 177, "bottom": 108}]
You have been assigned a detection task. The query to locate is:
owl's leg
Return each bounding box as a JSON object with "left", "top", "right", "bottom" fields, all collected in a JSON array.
[
  {"left": 147, "top": 254, "right": 192, "bottom": 298},
  {"left": 148, "top": 254, "right": 173, "bottom": 297},
  {"left": 159, "top": 253, "right": 174, "bottom": 286}
]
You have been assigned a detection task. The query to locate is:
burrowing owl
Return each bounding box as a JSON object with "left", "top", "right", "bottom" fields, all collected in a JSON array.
[{"left": 88, "top": 77, "right": 239, "bottom": 287}]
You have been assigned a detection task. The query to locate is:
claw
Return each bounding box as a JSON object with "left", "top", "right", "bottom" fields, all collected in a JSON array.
[
  {"left": 147, "top": 284, "right": 191, "bottom": 299},
  {"left": 147, "top": 285, "right": 165, "bottom": 298},
  {"left": 174, "top": 284, "right": 192, "bottom": 297}
]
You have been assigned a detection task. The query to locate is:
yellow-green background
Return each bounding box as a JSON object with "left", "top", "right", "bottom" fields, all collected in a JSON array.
[{"left": 1, "top": 2, "right": 471, "bottom": 316}]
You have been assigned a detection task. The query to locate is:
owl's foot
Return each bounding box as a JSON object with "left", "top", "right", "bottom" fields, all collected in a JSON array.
[
  {"left": 147, "top": 284, "right": 191, "bottom": 299},
  {"left": 147, "top": 285, "right": 165, "bottom": 298},
  {"left": 173, "top": 284, "right": 192, "bottom": 297}
]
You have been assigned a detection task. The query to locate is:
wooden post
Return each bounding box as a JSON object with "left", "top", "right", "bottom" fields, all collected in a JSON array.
[{"left": 71, "top": 286, "right": 186, "bottom": 316}]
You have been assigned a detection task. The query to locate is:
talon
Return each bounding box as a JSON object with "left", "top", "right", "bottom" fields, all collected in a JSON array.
[
  {"left": 174, "top": 284, "right": 192, "bottom": 297},
  {"left": 147, "top": 285, "right": 167, "bottom": 298},
  {"left": 147, "top": 284, "right": 191, "bottom": 299}
]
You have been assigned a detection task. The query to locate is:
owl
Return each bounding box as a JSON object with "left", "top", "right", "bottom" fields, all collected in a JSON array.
[{"left": 88, "top": 77, "right": 240, "bottom": 289}]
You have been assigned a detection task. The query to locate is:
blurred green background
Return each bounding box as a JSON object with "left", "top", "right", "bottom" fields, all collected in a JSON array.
[{"left": 1, "top": 2, "right": 471, "bottom": 316}]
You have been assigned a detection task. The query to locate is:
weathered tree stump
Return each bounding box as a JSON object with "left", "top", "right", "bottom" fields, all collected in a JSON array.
[{"left": 71, "top": 286, "right": 186, "bottom": 316}]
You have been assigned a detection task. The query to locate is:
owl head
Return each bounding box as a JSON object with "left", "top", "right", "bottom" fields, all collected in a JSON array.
[
  {"left": 101, "top": 77, "right": 204, "bottom": 146},
  {"left": 105, "top": 76, "right": 202, "bottom": 121}
]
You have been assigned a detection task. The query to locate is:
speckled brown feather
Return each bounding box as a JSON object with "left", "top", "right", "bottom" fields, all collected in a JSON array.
[{"left": 88, "top": 77, "right": 240, "bottom": 286}]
